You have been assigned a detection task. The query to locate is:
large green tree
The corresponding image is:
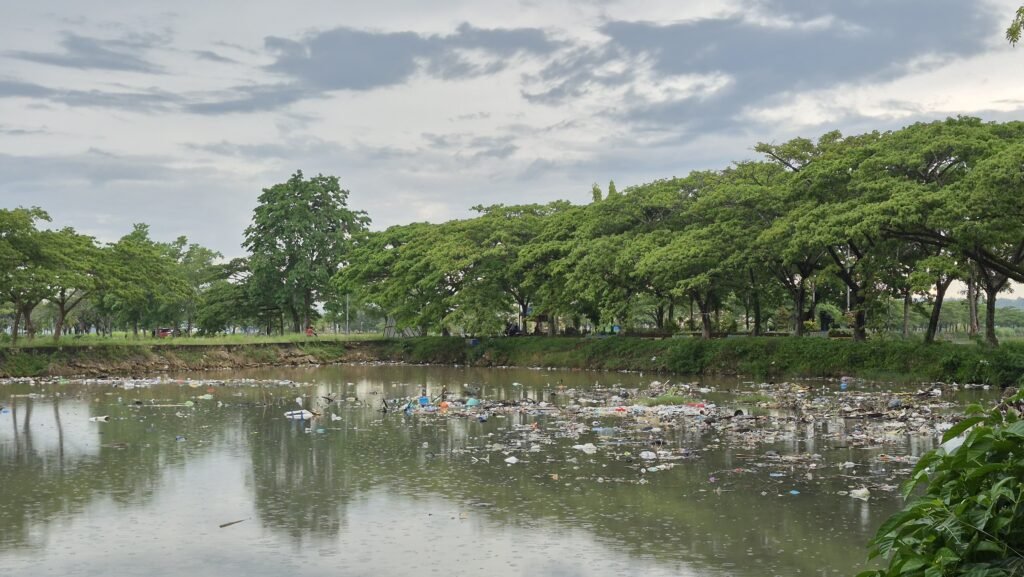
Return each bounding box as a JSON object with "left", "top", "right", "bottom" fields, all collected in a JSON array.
[
  {"left": 244, "top": 171, "right": 370, "bottom": 333},
  {"left": 0, "top": 207, "right": 51, "bottom": 343},
  {"left": 40, "top": 228, "right": 100, "bottom": 342}
]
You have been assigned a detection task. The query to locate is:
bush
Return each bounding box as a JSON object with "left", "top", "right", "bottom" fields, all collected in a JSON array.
[{"left": 858, "top": 390, "right": 1024, "bottom": 577}]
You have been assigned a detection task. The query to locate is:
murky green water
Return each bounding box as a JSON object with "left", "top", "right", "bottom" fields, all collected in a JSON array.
[{"left": 0, "top": 365, "right": 998, "bottom": 577}]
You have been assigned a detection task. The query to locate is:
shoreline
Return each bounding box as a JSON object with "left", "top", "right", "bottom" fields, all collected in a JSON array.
[{"left": 0, "top": 336, "right": 1021, "bottom": 386}]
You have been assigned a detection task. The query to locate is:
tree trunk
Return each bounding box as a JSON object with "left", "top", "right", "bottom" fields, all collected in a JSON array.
[
  {"left": 752, "top": 289, "right": 762, "bottom": 336},
  {"left": 902, "top": 292, "right": 911, "bottom": 338},
  {"left": 924, "top": 277, "right": 952, "bottom": 344},
  {"left": 53, "top": 303, "right": 66, "bottom": 344},
  {"left": 743, "top": 297, "right": 750, "bottom": 332},
  {"left": 11, "top": 304, "right": 21, "bottom": 346},
  {"left": 21, "top": 304, "right": 36, "bottom": 340},
  {"left": 967, "top": 275, "right": 979, "bottom": 337},
  {"left": 694, "top": 292, "right": 713, "bottom": 339},
  {"left": 983, "top": 284, "right": 999, "bottom": 347},
  {"left": 851, "top": 288, "right": 867, "bottom": 342},
  {"left": 302, "top": 290, "right": 312, "bottom": 333},
  {"left": 793, "top": 281, "right": 806, "bottom": 336}
]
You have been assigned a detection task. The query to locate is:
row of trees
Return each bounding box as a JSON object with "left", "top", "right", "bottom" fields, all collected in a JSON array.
[
  {"left": 0, "top": 209, "right": 220, "bottom": 344},
  {"left": 0, "top": 172, "right": 372, "bottom": 343},
  {"left": 2, "top": 118, "right": 1022, "bottom": 345},
  {"left": 336, "top": 117, "right": 1024, "bottom": 346}
]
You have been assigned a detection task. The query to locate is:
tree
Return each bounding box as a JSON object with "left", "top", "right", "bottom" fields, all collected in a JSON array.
[
  {"left": 40, "top": 228, "right": 100, "bottom": 342},
  {"left": 101, "top": 224, "right": 189, "bottom": 336},
  {"left": 958, "top": 142, "right": 1024, "bottom": 345},
  {"left": 0, "top": 207, "right": 55, "bottom": 343},
  {"left": 168, "top": 238, "right": 222, "bottom": 335},
  {"left": 755, "top": 136, "right": 840, "bottom": 335},
  {"left": 1008, "top": 6, "right": 1024, "bottom": 44},
  {"left": 244, "top": 171, "right": 370, "bottom": 333}
]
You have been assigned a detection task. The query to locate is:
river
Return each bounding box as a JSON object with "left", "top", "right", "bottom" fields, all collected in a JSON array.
[{"left": 0, "top": 365, "right": 999, "bottom": 576}]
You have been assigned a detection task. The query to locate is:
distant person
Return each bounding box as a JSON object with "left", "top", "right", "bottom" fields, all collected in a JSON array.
[{"left": 305, "top": 325, "right": 317, "bottom": 337}]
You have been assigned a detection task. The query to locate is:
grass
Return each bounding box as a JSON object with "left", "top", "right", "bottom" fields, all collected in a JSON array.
[
  {"left": 0, "top": 332, "right": 384, "bottom": 349},
  {"left": 2, "top": 334, "right": 1024, "bottom": 386}
]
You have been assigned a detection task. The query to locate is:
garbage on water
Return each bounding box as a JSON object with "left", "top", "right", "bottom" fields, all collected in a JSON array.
[
  {"left": 219, "top": 518, "right": 248, "bottom": 528},
  {"left": 175, "top": 435, "right": 186, "bottom": 442},
  {"left": 850, "top": 487, "right": 871, "bottom": 501},
  {"left": 3, "top": 373, "right": 994, "bottom": 504}
]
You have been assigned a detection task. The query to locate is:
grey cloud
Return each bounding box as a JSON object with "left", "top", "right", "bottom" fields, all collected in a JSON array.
[
  {"left": 0, "top": 78, "right": 181, "bottom": 112},
  {"left": 194, "top": 22, "right": 563, "bottom": 113},
  {"left": 0, "top": 150, "right": 253, "bottom": 253},
  {"left": 8, "top": 32, "right": 166, "bottom": 73},
  {"left": 193, "top": 49, "right": 238, "bottom": 64},
  {"left": 186, "top": 137, "right": 414, "bottom": 164},
  {"left": 451, "top": 111, "right": 492, "bottom": 121},
  {"left": 473, "top": 143, "right": 517, "bottom": 159},
  {"left": 266, "top": 22, "right": 559, "bottom": 90},
  {"left": 0, "top": 148, "right": 181, "bottom": 186},
  {"left": 422, "top": 132, "right": 519, "bottom": 160},
  {"left": 0, "top": 124, "right": 49, "bottom": 136},
  {"left": 185, "top": 84, "right": 308, "bottom": 115},
  {"left": 0, "top": 79, "right": 53, "bottom": 99},
  {"left": 529, "top": 1, "right": 997, "bottom": 131}
]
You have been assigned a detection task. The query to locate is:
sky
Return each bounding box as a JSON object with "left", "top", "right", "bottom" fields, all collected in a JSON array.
[{"left": 1, "top": 0, "right": 1022, "bottom": 258}]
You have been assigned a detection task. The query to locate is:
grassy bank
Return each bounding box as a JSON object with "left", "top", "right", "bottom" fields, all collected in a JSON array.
[
  {"left": 1, "top": 336, "right": 1022, "bottom": 385},
  {"left": 371, "top": 336, "right": 1024, "bottom": 386}
]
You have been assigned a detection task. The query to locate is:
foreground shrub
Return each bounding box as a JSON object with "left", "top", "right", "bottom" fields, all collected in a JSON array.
[{"left": 858, "top": 390, "right": 1024, "bottom": 577}]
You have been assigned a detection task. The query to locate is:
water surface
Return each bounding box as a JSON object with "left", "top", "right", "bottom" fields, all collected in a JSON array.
[{"left": 0, "top": 365, "right": 996, "bottom": 576}]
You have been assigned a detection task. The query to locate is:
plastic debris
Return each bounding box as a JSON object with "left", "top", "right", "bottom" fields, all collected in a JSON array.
[
  {"left": 504, "top": 456, "right": 519, "bottom": 464},
  {"left": 284, "top": 410, "right": 314, "bottom": 420},
  {"left": 573, "top": 443, "right": 598, "bottom": 454},
  {"left": 850, "top": 487, "right": 870, "bottom": 501},
  {"left": 89, "top": 415, "right": 110, "bottom": 422},
  {"left": 219, "top": 518, "right": 248, "bottom": 529}
]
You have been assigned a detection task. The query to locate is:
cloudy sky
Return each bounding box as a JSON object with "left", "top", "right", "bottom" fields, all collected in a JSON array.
[{"left": 2, "top": 0, "right": 1022, "bottom": 257}]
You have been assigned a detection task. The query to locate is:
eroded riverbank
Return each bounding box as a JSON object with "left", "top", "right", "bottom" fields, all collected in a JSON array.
[{"left": 2, "top": 336, "right": 1022, "bottom": 389}]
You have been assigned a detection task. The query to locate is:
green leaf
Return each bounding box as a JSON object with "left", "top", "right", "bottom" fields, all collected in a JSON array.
[
  {"left": 1004, "top": 421, "right": 1024, "bottom": 438},
  {"left": 943, "top": 416, "right": 985, "bottom": 443},
  {"left": 899, "top": 556, "right": 927, "bottom": 574},
  {"left": 974, "top": 540, "right": 1004, "bottom": 554}
]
